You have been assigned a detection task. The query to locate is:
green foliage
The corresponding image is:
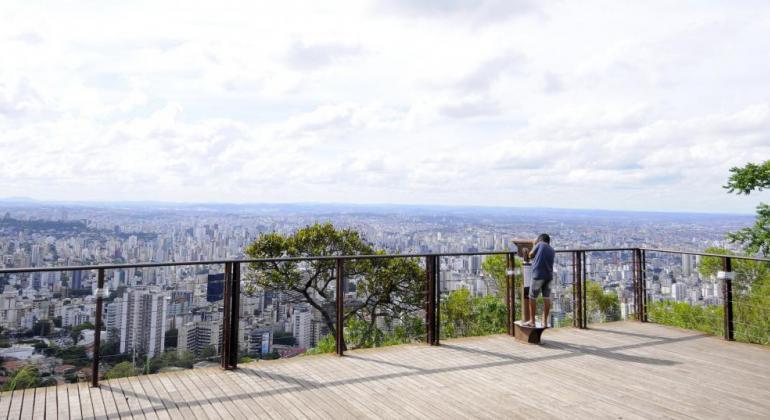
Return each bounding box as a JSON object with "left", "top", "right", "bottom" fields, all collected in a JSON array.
[
  {"left": 199, "top": 344, "right": 217, "bottom": 359},
  {"left": 262, "top": 350, "right": 280, "bottom": 360},
  {"left": 585, "top": 281, "right": 620, "bottom": 323},
  {"left": 440, "top": 288, "right": 508, "bottom": 338},
  {"left": 724, "top": 160, "right": 770, "bottom": 256},
  {"left": 4, "top": 365, "right": 41, "bottom": 391},
  {"left": 648, "top": 301, "right": 724, "bottom": 336},
  {"left": 481, "top": 253, "right": 522, "bottom": 298},
  {"left": 724, "top": 160, "right": 770, "bottom": 194},
  {"left": 305, "top": 334, "right": 336, "bottom": 355},
  {"left": 105, "top": 361, "right": 136, "bottom": 379},
  {"left": 44, "top": 345, "right": 90, "bottom": 367},
  {"left": 651, "top": 251, "right": 770, "bottom": 346},
  {"left": 245, "top": 223, "right": 424, "bottom": 350},
  {"left": 727, "top": 203, "right": 770, "bottom": 256}
]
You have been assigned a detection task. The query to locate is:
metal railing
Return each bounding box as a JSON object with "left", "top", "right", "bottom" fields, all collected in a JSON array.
[{"left": 1, "top": 247, "right": 768, "bottom": 388}]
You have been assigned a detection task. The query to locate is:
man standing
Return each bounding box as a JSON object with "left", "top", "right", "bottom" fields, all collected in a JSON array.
[{"left": 524, "top": 234, "right": 555, "bottom": 328}]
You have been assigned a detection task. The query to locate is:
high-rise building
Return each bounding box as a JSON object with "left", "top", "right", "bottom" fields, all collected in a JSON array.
[
  {"left": 113, "top": 288, "right": 168, "bottom": 358},
  {"left": 71, "top": 270, "right": 84, "bottom": 290},
  {"left": 247, "top": 327, "right": 272, "bottom": 357},
  {"left": 292, "top": 307, "right": 312, "bottom": 349},
  {"left": 207, "top": 273, "right": 224, "bottom": 302},
  {"left": 177, "top": 318, "right": 222, "bottom": 356}
]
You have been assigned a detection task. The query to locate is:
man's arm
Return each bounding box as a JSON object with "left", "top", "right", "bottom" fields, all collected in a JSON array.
[{"left": 528, "top": 241, "right": 539, "bottom": 259}]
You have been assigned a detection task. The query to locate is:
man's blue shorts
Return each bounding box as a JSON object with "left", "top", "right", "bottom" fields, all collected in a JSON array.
[{"left": 529, "top": 278, "right": 552, "bottom": 299}]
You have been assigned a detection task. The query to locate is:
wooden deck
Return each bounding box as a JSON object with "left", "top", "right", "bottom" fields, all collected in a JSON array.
[{"left": 2, "top": 321, "right": 770, "bottom": 419}]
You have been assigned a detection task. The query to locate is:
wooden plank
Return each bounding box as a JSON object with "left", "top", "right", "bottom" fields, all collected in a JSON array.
[
  {"left": 32, "top": 387, "right": 47, "bottom": 420},
  {"left": 195, "top": 367, "right": 262, "bottom": 419},
  {"left": 309, "top": 354, "right": 426, "bottom": 420},
  {"left": 89, "top": 384, "right": 108, "bottom": 420},
  {"left": 44, "top": 385, "right": 58, "bottom": 420},
  {"left": 7, "top": 389, "right": 24, "bottom": 420},
  {"left": 101, "top": 379, "right": 131, "bottom": 420},
  {"left": 0, "top": 391, "right": 12, "bottom": 420},
  {"left": 135, "top": 374, "right": 178, "bottom": 420},
  {"left": 92, "top": 382, "right": 120, "bottom": 419},
  {"left": 219, "top": 366, "right": 290, "bottom": 420},
  {"left": 126, "top": 375, "right": 160, "bottom": 420},
  {"left": 256, "top": 363, "right": 338, "bottom": 419},
  {"left": 115, "top": 377, "right": 145, "bottom": 419},
  {"left": 20, "top": 387, "right": 36, "bottom": 419},
  {"left": 276, "top": 357, "right": 372, "bottom": 419},
  {"left": 235, "top": 366, "right": 304, "bottom": 419},
  {"left": 184, "top": 369, "right": 241, "bottom": 419},
  {"left": 56, "top": 385, "right": 69, "bottom": 420},
  {"left": 154, "top": 373, "right": 200, "bottom": 420},
  {"left": 168, "top": 370, "right": 222, "bottom": 420},
  {"left": 77, "top": 381, "right": 95, "bottom": 420}
]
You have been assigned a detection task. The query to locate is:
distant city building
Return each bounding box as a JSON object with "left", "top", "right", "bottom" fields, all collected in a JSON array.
[
  {"left": 111, "top": 288, "right": 168, "bottom": 358},
  {"left": 207, "top": 273, "right": 224, "bottom": 302}
]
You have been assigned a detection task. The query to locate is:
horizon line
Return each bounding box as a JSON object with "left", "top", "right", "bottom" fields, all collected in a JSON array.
[{"left": 0, "top": 196, "right": 756, "bottom": 217}]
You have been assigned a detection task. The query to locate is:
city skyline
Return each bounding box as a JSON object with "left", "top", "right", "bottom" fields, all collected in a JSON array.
[
  {"left": 2, "top": 1, "right": 769, "bottom": 213},
  {"left": 0, "top": 196, "right": 761, "bottom": 217}
]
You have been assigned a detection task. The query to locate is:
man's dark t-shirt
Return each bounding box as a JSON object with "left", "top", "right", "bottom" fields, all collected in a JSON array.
[{"left": 531, "top": 242, "right": 555, "bottom": 281}]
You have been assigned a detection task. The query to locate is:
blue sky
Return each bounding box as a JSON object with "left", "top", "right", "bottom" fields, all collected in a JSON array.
[{"left": 0, "top": 0, "right": 768, "bottom": 213}]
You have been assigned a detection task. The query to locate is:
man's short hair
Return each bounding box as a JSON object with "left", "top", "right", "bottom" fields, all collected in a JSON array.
[{"left": 537, "top": 233, "right": 550, "bottom": 244}]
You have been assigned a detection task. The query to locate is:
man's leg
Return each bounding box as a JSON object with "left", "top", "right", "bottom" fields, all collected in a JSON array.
[
  {"left": 527, "top": 280, "right": 542, "bottom": 326},
  {"left": 541, "top": 280, "right": 552, "bottom": 328},
  {"left": 528, "top": 298, "right": 537, "bottom": 325}
]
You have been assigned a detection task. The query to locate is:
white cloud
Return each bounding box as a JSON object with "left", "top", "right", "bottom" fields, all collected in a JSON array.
[{"left": 0, "top": 0, "right": 768, "bottom": 213}]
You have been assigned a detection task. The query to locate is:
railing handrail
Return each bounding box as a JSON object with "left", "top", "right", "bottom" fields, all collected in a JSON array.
[{"left": 2, "top": 246, "right": 768, "bottom": 274}]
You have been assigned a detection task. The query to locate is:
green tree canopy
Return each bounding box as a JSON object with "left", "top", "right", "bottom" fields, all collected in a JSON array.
[
  {"left": 585, "top": 281, "right": 620, "bottom": 323},
  {"left": 105, "top": 361, "right": 135, "bottom": 379},
  {"left": 725, "top": 160, "right": 770, "bottom": 255},
  {"left": 481, "top": 253, "right": 522, "bottom": 298},
  {"left": 245, "top": 223, "right": 424, "bottom": 350}
]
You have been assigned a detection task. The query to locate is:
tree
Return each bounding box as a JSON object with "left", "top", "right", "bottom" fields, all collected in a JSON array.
[
  {"left": 724, "top": 160, "right": 770, "bottom": 255},
  {"left": 199, "top": 344, "right": 217, "bottom": 359},
  {"left": 105, "top": 361, "right": 135, "bottom": 379},
  {"left": 585, "top": 281, "right": 620, "bottom": 323},
  {"left": 245, "top": 223, "right": 424, "bottom": 351},
  {"left": 481, "top": 253, "right": 522, "bottom": 299},
  {"left": 4, "top": 366, "right": 40, "bottom": 391}
]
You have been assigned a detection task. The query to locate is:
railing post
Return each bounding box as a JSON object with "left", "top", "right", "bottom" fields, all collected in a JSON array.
[
  {"left": 92, "top": 268, "right": 105, "bottom": 387},
  {"left": 221, "top": 262, "right": 233, "bottom": 369},
  {"left": 425, "top": 255, "right": 441, "bottom": 345},
  {"left": 722, "top": 257, "right": 734, "bottom": 341},
  {"left": 632, "top": 249, "right": 640, "bottom": 321},
  {"left": 425, "top": 255, "right": 435, "bottom": 344},
  {"left": 435, "top": 255, "right": 440, "bottom": 344},
  {"left": 572, "top": 251, "right": 578, "bottom": 328},
  {"left": 229, "top": 262, "right": 240, "bottom": 368},
  {"left": 640, "top": 249, "right": 647, "bottom": 322},
  {"left": 335, "top": 258, "right": 345, "bottom": 356},
  {"left": 573, "top": 251, "right": 584, "bottom": 328},
  {"left": 506, "top": 253, "right": 515, "bottom": 335},
  {"left": 582, "top": 251, "right": 588, "bottom": 329}
]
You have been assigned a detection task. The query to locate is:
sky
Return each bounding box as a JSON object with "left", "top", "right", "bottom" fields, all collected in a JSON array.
[{"left": 1, "top": 0, "right": 769, "bottom": 214}]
